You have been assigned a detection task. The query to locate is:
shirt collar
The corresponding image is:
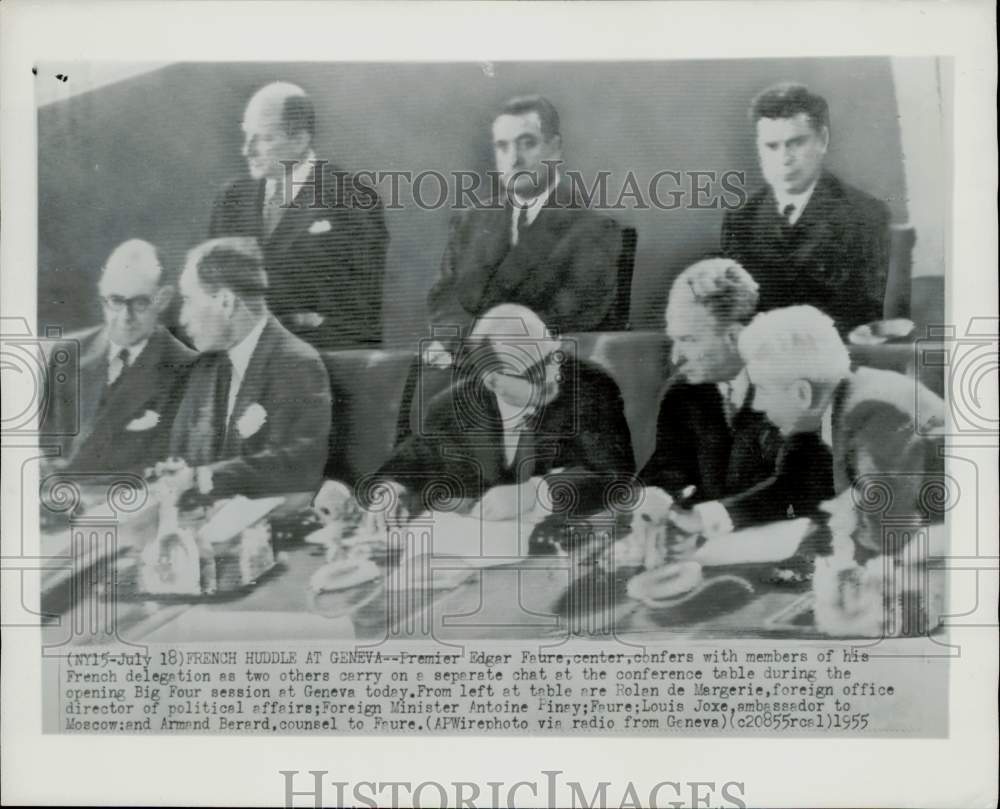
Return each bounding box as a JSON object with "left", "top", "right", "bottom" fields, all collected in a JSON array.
[
  {"left": 820, "top": 400, "right": 834, "bottom": 449},
  {"left": 512, "top": 170, "right": 561, "bottom": 225},
  {"left": 226, "top": 316, "right": 268, "bottom": 382},
  {"left": 774, "top": 176, "right": 819, "bottom": 221},
  {"left": 717, "top": 367, "right": 751, "bottom": 410},
  {"left": 494, "top": 393, "right": 533, "bottom": 432},
  {"left": 265, "top": 149, "right": 317, "bottom": 200},
  {"left": 107, "top": 336, "right": 149, "bottom": 365}
]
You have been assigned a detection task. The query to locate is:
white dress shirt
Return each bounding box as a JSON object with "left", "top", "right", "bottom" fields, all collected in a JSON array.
[
  {"left": 774, "top": 177, "right": 818, "bottom": 226},
  {"left": 264, "top": 149, "right": 317, "bottom": 207},
  {"left": 106, "top": 337, "right": 149, "bottom": 385},
  {"left": 225, "top": 316, "right": 268, "bottom": 421},
  {"left": 510, "top": 173, "right": 560, "bottom": 246}
]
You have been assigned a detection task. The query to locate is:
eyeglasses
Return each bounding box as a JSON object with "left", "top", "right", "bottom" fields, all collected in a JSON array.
[
  {"left": 498, "top": 349, "right": 564, "bottom": 380},
  {"left": 102, "top": 294, "right": 154, "bottom": 313}
]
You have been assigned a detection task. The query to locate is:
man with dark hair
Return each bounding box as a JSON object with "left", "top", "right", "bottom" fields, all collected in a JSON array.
[
  {"left": 721, "top": 82, "right": 890, "bottom": 333},
  {"left": 164, "top": 237, "right": 332, "bottom": 498},
  {"left": 372, "top": 304, "right": 634, "bottom": 521},
  {"left": 40, "top": 240, "right": 196, "bottom": 475},
  {"left": 640, "top": 258, "right": 781, "bottom": 519},
  {"left": 208, "top": 82, "right": 388, "bottom": 349},
  {"left": 422, "top": 93, "right": 623, "bottom": 366}
]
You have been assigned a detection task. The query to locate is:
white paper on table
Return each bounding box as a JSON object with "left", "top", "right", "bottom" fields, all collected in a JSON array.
[
  {"left": 692, "top": 517, "right": 812, "bottom": 567},
  {"left": 198, "top": 496, "right": 285, "bottom": 545},
  {"left": 399, "top": 509, "right": 537, "bottom": 568}
]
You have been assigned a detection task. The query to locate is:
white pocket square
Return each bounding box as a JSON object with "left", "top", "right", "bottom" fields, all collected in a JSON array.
[
  {"left": 236, "top": 403, "right": 268, "bottom": 439},
  {"left": 308, "top": 219, "right": 332, "bottom": 235},
  {"left": 125, "top": 410, "right": 160, "bottom": 432}
]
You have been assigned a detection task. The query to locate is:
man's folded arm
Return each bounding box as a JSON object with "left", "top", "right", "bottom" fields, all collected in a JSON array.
[
  {"left": 206, "top": 357, "right": 332, "bottom": 498},
  {"left": 546, "top": 216, "right": 621, "bottom": 333},
  {"left": 719, "top": 432, "right": 835, "bottom": 532}
]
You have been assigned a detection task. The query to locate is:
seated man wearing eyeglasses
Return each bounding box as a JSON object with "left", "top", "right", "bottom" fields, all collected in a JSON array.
[
  {"left": 40, "top": 240, "right": 197, "bottom": 475},
  {"left": 367, "top": 303, "right": 635, "bottom": 524}
]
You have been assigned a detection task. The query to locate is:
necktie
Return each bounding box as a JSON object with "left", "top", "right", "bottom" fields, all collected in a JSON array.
[
  {"left": 107, "top": 347, "right": 130, "bottom": 386},
  {"left": 212, "top": 353, "right": 233, "bottom": 457},
  {"left": 513, "top": 205, "right": 529, "bottom": 246},
  {"left": 782, "top": 202, "right": 796, "bottom": 225},
  {"left": 720, "top": 382, "right": 737, "bottom": 428}
]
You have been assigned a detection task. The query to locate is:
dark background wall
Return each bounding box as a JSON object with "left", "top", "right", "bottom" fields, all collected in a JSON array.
[{"left": 38, "top": 59, "right": 908, "bottom": 346}]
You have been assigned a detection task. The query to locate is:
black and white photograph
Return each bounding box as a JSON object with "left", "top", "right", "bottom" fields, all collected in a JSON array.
[{"left": 2, "top": 1, "right": 996, "bottom": 807}]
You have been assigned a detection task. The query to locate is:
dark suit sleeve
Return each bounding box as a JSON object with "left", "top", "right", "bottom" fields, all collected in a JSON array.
[
  {"left": 722, "top": 432, "right": 835, "bottom": 530},
  {"left": 542, "top": 215, "right": 621, "bottom": 333},
  {"left": 206, "top": 352, "right": 332, "bottom": 498},
  {"left": 425, "top": 211, "right": 475, "bottom": 345},
  {"left": 368, "top": 392, "right": 480, "bottom": 513},
  {"left": 859, "top": 198, "right": 891, "bottom": 324},
  {"left": 208, "top": 181, "right": 238, "bottom": 238},
  {"left": 314, "top": 177, "right": 389, "bottom": 346},
  {"left": 544, "top": 367, "right": 634, "bottom": 510},
  {"left": 638, "top": 384, "right": 700, "bottom": 495}
]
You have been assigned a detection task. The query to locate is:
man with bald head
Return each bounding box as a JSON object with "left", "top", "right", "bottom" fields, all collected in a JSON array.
[
  {"left": 41, "top": 240, "right": 196, "bottom": 474},
  {"left": 374, "top": 304, "right": 634, "bottom": 520},
  {"left": 208, "top": 82, "right": 388, "bottom": 349}
]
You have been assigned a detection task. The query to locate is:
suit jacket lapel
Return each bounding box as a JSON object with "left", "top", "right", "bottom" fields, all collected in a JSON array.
[
  {"left": 265, "top": 165, "right": 323, "bottom": 257},
  {"left": 96, "top": 328, "right": 167, "bottom": 424},
  {"left": 73, "top": 330, "right": 111, "bottom": 452},
  {"left": 455, "top": 202, "right": 515, "bottom": 314},
  {"left": 222, "top": 316, "right": 278, "bottom": 455},
  {"left": 694, "top": 386, "right": 733, "bottom": 500},
  {"left": 490, "top": 181, "right": 574, "bottom": 294}
]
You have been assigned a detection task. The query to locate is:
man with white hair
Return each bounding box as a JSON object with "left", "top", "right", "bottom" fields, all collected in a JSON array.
[
  {"left": 208, "top": 82, "right": 388, "bottom": 349},
  {"left": 372, "top": 303, "right": 634, "bottom": 520},
  {"left": 41, "top": 240, "right": 196, "bottom": 474},
  {"left": 671, "top": 304, "right": 945, "bottom": 536},
  {"left": 640, "top": 257, "right": 781, "bottom": 513}
]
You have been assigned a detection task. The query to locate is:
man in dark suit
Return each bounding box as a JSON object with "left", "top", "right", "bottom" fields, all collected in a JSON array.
[
  {"left": 208, "top": 82, "right": 388, "bottom": 349},
  {"left": 672, "top": 305, "right": 945, "bottom": 537},
  {"left": 639, "top": 258, "right": 782, "bottom": 517},
  {"left": 371, "top": 304, "right": 634, "bottom": 521},
  {"left": 721, "top": 83, "right": 890, "bottom": 333},
  {"left": 422, "top": 95, "right": 622, "bottom": 366},
  {"left": 41, "top": 240, "right": 196, "bottom": 475},
  {"left": 163, "top": 237, "right": 332, "bottom": 499}
]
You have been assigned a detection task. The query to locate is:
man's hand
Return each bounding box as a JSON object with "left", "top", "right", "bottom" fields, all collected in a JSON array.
[
  {"left": 290, "top": 311, "right": 324, "bottom": 329},
  {"left": 361, "top": 480, "right": 409, "bottom": 533},
  {"left": 421, "top": 340, "right": 453, "bottom": 369},
  {"left": 479, "top": 483, "right": 536, "bottom": 522},
  {"left": 668, "top": 506, "right": 704, "bottom": 535},
  {"left": 665, "top": 507, "right": 704, "bottom": 560}
]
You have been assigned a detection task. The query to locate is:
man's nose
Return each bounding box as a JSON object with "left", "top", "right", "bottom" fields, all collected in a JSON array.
[
  {"left": 242, "top": 135, "right": 255, "bottom": 158},
  {"left": 670, "top": 343, "right": 684, "bottom": 366}
]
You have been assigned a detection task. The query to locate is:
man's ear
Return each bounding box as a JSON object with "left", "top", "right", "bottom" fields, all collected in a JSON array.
[
  {"left": 817, "top": 124, "right": 830, "bottom": 153},
  {"left": 153, "top": 285, "right": 174, "bottom": 313},
  {"left": 792, "top": 379, "right": 814, "bottom": 408},
  {"left": 724, "top": 323, "right": 742, "bottom": 349},
  {"left": 218, "top": 288, "right": 237, "bottom": 318}
]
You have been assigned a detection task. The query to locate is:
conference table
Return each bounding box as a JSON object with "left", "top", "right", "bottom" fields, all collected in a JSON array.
[{"left": 39, "top": 485, "right": 832, "bottom": 649}]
